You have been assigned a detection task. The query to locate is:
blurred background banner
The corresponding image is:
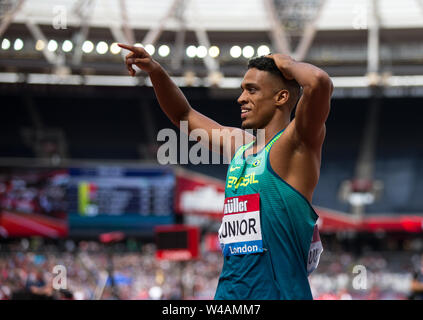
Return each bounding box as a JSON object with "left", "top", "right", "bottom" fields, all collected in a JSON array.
[
  {"left": 174, "top": 168, "right": 225, "bottom": 219},
  {"left": 1, "top": 0, "right": 423, "bottom": 301}
]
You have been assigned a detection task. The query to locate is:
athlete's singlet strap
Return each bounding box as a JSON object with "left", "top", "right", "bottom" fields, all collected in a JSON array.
[
  {"left": 233, "top": 140, "right": 255, "bottom": 160},
  {"left": 265, "top": 129, "right": 285, "bottom": 153},
  {"left": 232, "top": 129, "right": 285, "bottom": 161}
]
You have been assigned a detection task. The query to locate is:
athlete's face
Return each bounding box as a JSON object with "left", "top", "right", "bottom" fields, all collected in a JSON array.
[{"left": 238, "top": 68, "right": 283, "bottom": 129}]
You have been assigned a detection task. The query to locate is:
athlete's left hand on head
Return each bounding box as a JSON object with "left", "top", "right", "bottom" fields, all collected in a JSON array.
[{"left": 265, "top": 54, "right": 296, "bottom": 80}]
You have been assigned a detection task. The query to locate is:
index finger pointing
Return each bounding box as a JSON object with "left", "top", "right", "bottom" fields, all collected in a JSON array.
[{"left": 118, "top": 43, "right": 136, "bottom": 52}]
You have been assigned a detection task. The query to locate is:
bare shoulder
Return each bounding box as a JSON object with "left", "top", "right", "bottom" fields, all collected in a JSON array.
[{"left": 268, "top": 120, "right": 325, "bottom": 201}]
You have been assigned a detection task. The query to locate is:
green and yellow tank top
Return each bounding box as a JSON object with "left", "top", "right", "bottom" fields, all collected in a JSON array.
[{"left": 214, "top": 129, "right": 323, "bottom": 300}]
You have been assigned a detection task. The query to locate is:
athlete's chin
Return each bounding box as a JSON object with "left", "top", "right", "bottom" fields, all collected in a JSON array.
[{"left": 241, "top": 120, "right": 253, "bottom": 129}]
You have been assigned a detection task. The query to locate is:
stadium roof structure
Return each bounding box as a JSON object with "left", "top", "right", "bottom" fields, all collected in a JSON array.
[
  {"left": 1, "top": 0, "right": 423, "bottom": 96},
  {"left": 7, "top": 0, "right": 423, "bottom": 31}
]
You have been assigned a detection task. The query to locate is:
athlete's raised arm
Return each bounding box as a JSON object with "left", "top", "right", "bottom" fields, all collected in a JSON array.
[
  {"left": 269, "top": 54, "right": 333, "bottom": 148},
  {"left": 119, "top": 43, "right": 252, "bottom": 159}
]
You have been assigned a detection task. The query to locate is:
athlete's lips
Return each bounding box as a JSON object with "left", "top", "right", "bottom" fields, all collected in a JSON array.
[{"left": 241, "top": 107, "right": 251, "bottom": 119}]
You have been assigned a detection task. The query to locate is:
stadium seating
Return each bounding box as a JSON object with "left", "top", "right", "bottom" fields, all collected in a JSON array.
[
  {"left": 0, "top": 95, "right": 34, "bottom": 157},
  {"left": 368, "top": 98, "right": 423, "bottom": 214}
]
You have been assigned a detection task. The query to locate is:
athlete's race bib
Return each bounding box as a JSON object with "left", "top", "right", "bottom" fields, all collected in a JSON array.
[
  {"left": 218, "top": 193, "right": 263, "bottom": 256},
  {"left": 307, "top": 224, "right": 323, "bottom": 275}
]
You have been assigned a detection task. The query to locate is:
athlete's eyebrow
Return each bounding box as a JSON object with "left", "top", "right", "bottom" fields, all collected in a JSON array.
[{"left": 241, "top": 82, "right": 259, "bottom": 90}]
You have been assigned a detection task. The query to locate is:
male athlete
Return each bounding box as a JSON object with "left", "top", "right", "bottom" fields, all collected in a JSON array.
[{"left": 119, "top": 43, "right": 333, "bottom": 300}]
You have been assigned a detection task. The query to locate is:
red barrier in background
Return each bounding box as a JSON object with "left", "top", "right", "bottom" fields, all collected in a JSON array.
[
  {"left": 155, "top": 225, "right": 200, "bottom": 261},
  {"left": 0, "top": 210, "right": 68, "bottom": 238}
]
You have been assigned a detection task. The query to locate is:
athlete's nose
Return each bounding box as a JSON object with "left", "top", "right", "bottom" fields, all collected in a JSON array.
[{"left": 237, "top": 90, "right": 248, "bottom": 105}]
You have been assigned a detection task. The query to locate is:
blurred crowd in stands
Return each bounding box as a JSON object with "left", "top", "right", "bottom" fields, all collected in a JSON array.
[
  {"left": 0, "top": 239, "right": 220, "bottom": 300},
  {"left": 310, "top": 251, "right": 416, "bottom": 299},
  {"left": 1, "top": 238, "right": 422, "bottom": 300},
  {"left": 0, "top": 170, "right": 67, "bottom": 219}
]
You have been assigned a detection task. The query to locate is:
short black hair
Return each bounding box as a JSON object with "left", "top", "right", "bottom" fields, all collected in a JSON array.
[
  {"left": 247, "top": 56, "right": 285, "bottom": 79},
  {"left": 247, "top": 56, "right": 301, "bottom": 111}
]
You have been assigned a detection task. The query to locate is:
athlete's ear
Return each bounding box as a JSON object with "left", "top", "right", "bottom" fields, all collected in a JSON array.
[{"left": 275, "top": 89, "right": 289, "bottom": 107}]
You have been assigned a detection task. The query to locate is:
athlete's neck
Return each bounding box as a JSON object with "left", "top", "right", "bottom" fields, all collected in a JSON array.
[{"left": 254, "top": 120, "right": 290, "bottom": 147}]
